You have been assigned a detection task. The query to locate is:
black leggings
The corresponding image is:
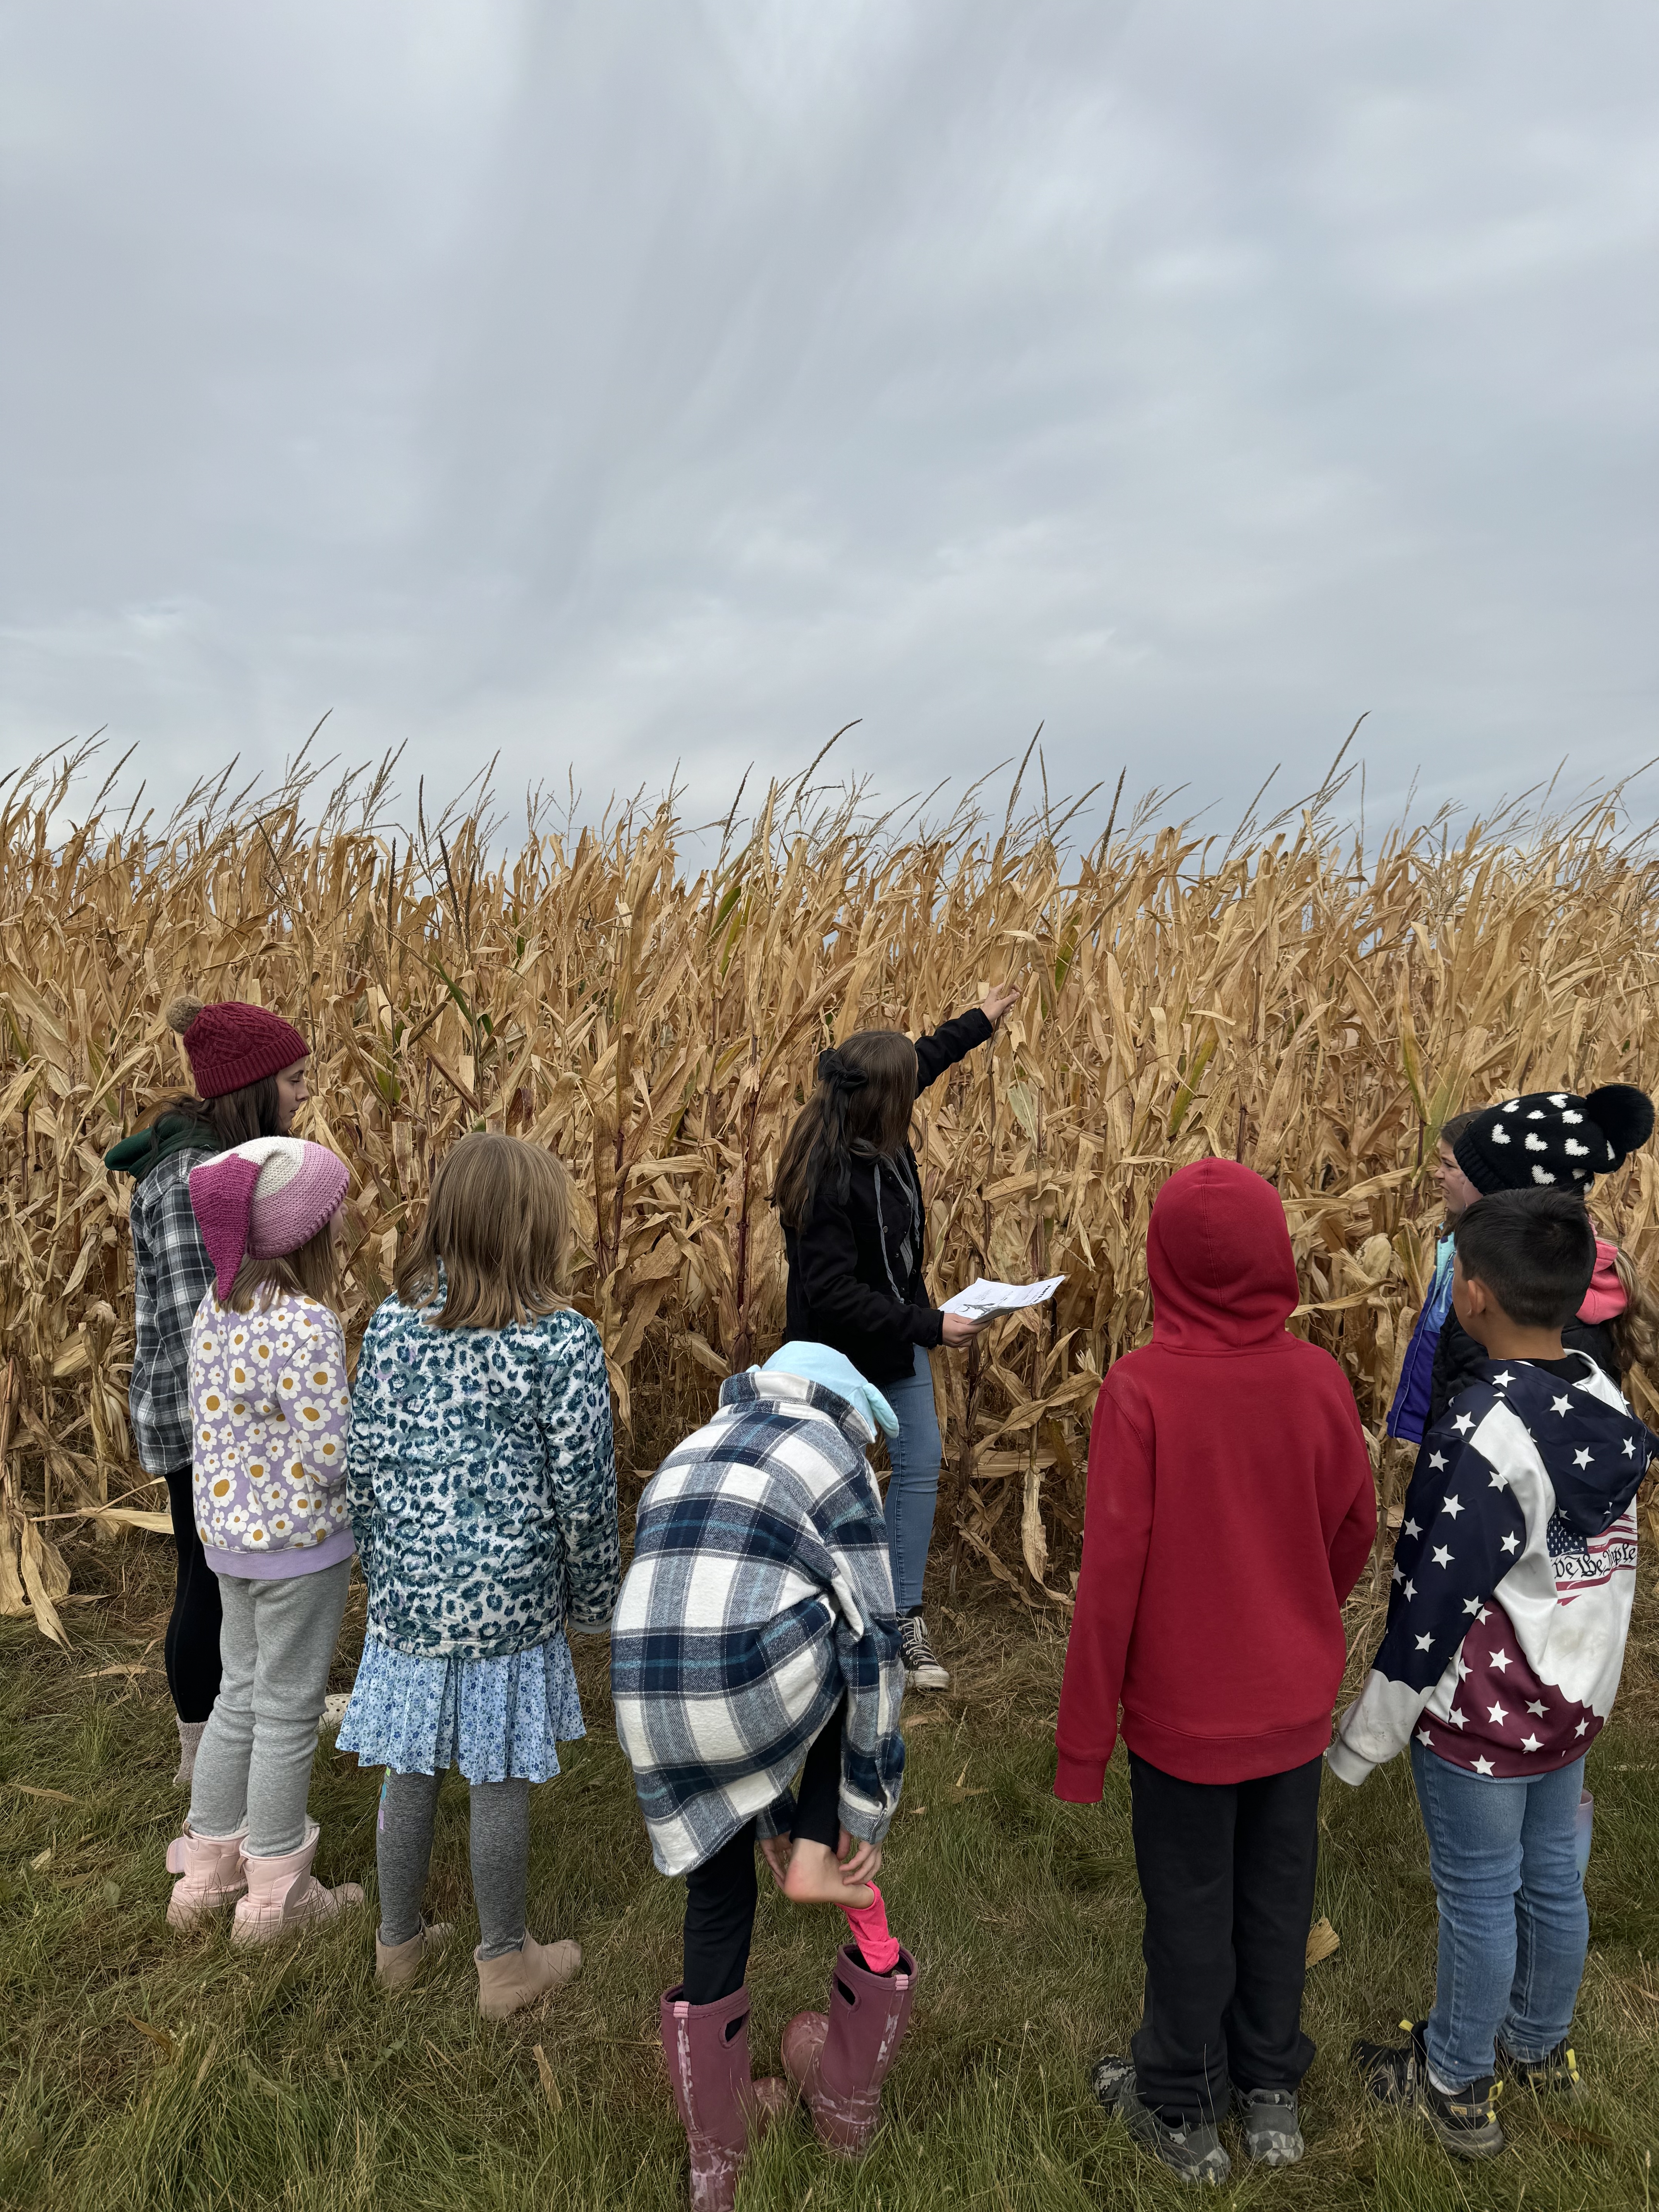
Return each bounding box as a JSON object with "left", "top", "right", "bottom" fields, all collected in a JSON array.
[
  {"left": 163, "top": 1464, "right": 222, "bottom": 1724},
  {"left": 682, "top": 1701, "right": 845, "bottom": 2006}
]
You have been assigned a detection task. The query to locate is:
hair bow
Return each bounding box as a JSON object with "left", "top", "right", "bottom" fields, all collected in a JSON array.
[{"left": 817, "top": 1049, "right": 869, "bottom": 1092}]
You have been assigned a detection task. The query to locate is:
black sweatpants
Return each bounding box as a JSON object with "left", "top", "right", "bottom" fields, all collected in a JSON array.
[
  {"left": 163, "top": 1463, "right": 222, "bottom": 1724},
  {"left": 682, "top": 1702, "right": 845, "bottom": 2006},
  {"left": 1128, "top": 1749, "right": 1322, "bottom": 2127}
]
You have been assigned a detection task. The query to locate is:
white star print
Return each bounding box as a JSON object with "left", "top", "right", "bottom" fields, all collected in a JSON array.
[
  {"left": 1500, "top": 1532, "right": 1520, "bottom": 1554},
  {"left": 1477, "top": 1607, "right": 1492, "bottom": 1625},
  {"left": 1463, "top": 1597, "right": 1481, "bottom": 1616},
  {"left": 1454, "top": 1656, "right": 1470, "bottom": 1681},
  {"left": 1623, "top": 1436, "right": 1637, "bottom": 1458},
  {"left": 1526, "top": 1699, "right": 1547, "bottom": 1716},
  {"left": 1520, "top": 1734, "right": 1541, "bottom": 1753},
  {"left": 1443, "top": 1495, "right": 1464, "bottom": 1519},
  {"left": 1393, "top": 1565, "right": 1404, "bottom": 1584},
  {"left": 1417, "top": 1726, "right": 1434, "bottom": 1746},
  {"left": 1492, "top": 1370, "right": 1514, "bottom": 1387},
  {"left": 1575, "top": 1719, "right": 1589, "bottom": 1738},
  {"left": 1427, "top": 1455, "right": 1446, "bottom": 1473},
  {"left": 1447, "top": 1707, "right": 1467, "bottom": 1728},
  {"left": 1403, "top": 1580, "right": 1417, "bottom": 1601},
  {"left": 1489, "top": 1648, "right": 1511, "bottom": 1673},
  {"left": 1573, "top": 1447, "right": 1593, "bottom": 1468},
  {"left": 1551, "top": 1396, "right": 1571, "bottom": 1415},
  {"left": 1474, "top": 1755, "right": 1495, "bottom": 1775},
  {"left": 1404, "top": 1518, "right": 1421, "bottom": 1538},
  {"left": 1454, "top": 1414, "right": 1475, "bottom": 1434},
  {"left": 1415, "top": 1633, "right": 1433, "bottom": 1652},
  {"left": 1488, "top": 1701, "right": 1508, "bottom": 1725},
  {"left": 1432, "top": 1545, "right": 1453, "bottom": 1567},
  {"left": 1487, "top": 1468, "right": 1509, "bottom": 1489}
]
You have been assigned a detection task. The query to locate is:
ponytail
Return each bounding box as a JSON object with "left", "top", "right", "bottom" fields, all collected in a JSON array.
[{"left": 1610, "top": 1247, "right": 1659, "bottom": 1381}]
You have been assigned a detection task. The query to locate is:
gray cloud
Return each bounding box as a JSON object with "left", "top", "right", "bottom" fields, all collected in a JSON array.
[{"left": 3, "top": 0, "right": 1656, "bottom": 833}]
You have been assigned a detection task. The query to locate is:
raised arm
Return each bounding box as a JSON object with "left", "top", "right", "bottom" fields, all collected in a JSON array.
[{"left": 541, "top": 1314, "right": 623, "bottom": 1633}]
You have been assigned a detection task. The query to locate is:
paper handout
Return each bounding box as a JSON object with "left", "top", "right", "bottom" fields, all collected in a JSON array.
[{"left": 940, "top": 1274, "right": 1066, "bottom": 1320}]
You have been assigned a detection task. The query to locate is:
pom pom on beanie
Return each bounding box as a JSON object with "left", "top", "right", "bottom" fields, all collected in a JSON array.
[
  {"left": 166, "top": 996, "right": 309, "bottom": 1100},
  {"left": 188, "top": 1137, "right": 349, "bottom": 1301},
  {"left": 1453, "top": 1084, "right": 1654, "bottom": 1197}
]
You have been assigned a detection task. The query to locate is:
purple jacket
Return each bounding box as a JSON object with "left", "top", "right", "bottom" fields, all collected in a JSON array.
[{"left": 189, "top": 1290, "right": 355, "bottom": 1579}]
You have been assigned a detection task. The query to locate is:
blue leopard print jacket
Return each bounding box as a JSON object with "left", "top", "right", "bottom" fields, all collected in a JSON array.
[{"left": 346, "top": 1295, "right": 622, "bottom": 1660}]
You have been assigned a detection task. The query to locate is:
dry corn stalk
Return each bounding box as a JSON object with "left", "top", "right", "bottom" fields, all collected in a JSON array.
[{"left": 5, "top": 747, "right": 1659, "bottom": 1634}]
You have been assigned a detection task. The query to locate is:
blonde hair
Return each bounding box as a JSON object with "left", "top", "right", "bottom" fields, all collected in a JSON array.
[
  {"left": 395, "top": 1132, "right": 571, "bottom": 1331},
  {"left": 1610, "top": 1247, "right": 1659, "bottom": 1379},
  {"left": 225, "top": 1219, "right": 339, "bottom": 1315}
]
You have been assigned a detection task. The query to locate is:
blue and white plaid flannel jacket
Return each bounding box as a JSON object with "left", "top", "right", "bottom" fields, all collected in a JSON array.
[{"left": 611, "top": 1367, "right": 907, "bottom": 1877}]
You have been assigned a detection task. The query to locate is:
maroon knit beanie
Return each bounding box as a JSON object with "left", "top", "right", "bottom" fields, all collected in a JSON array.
[{"left": 166, "top": 996, "right": 309, "bottom": 1100}]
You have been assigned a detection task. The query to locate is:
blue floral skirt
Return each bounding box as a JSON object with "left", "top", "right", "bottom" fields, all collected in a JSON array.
[{"left": 338, "top": 1629, "right": 586, "bottom": 1784}]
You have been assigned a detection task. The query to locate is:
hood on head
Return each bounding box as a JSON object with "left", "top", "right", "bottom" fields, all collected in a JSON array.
[{"left": 1147, "top": 1159, "right": 1300, "bottom": 1352}]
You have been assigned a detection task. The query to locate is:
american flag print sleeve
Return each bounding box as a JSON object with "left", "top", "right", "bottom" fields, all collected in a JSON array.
[{"left": 1328, "top": 1398, "right": 1525, "bottom": 1782}]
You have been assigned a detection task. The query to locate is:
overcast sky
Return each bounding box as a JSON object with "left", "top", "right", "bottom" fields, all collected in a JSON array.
[{"left": 3, "top": 2, "right": 1656, "bottom": 841}]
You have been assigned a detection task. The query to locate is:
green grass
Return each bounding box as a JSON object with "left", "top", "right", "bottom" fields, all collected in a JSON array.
[{"left": 5, "top": 1547, "right": 1659, "bottom": 2212}]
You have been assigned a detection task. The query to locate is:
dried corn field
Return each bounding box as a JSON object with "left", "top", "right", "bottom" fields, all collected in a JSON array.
[{"left": 5, "top": 748, "right": 1659, "bottom": 1640}]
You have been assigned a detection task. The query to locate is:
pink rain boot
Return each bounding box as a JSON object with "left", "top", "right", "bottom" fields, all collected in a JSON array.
[
  {"left": 661, "top": 1985, "right": 792, "bottom": 2212},
  {"left": 165, "top": 1826, "right": 247, "bottom": 1928},
  {"left": 783, "top": 1941, "right": 918, "bottom": 2157},
  {"left": 231, "top": 1821, "right": 364, "bottom": 1947}
]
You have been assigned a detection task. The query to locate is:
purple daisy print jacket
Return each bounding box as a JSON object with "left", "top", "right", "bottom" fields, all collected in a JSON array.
[{"left": 188, "top": 1290, "right": 355, "bottom": 1579}]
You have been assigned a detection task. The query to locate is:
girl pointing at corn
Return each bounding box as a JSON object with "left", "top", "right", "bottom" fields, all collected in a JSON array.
[{"left": 773, "top": 980, "right": 1021, "bottom": 1690}]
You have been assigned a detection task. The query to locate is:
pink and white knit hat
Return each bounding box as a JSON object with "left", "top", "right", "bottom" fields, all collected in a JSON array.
[{"left": 188, "top": 1137, "right": 350, "bottom": 1300}]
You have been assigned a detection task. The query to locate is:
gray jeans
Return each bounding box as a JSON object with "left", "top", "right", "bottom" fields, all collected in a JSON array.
[{"left": 189, "top": 1560, "right": 352, "bottom": 1857}]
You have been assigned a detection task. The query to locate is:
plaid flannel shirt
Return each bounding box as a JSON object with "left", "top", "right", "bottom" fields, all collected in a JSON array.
[
  {"left": 611, "top": 1368, "right": 907, "bottom": 1877},
  {"left": 129, "top": 1146, "right": 218, "bottom": 1474}
]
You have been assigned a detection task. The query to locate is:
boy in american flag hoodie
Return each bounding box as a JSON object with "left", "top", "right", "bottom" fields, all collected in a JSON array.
[{"left": 1331, "top": 1188, "right": 1655, "bottom": 2160}]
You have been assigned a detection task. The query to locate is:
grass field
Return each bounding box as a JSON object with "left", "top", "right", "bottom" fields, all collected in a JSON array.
[{"left": 5, "top": 1540, "right": 1659, "bottom": 2212}]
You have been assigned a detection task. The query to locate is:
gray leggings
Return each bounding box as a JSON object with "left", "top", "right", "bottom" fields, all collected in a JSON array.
[
  {"left": 377, "top": 1770, "right": 531, "bottom": 1960},
  {"left": 190, "top": 1560, "right": 352, "bottom": 1857}
]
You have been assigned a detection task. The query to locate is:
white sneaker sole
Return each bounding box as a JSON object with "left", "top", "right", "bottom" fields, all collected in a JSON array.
[{"left": 905, "top": 1662, "right": 951, "bottom": 1691}]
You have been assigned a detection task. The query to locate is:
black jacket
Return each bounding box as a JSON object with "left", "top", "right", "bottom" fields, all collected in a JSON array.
[
  {"left": 1428, "top": 1308, "right": 1620, "bottom": 1430},
  {"left": 783, "top": 1009, "right": 994, "bottom": 1384}
]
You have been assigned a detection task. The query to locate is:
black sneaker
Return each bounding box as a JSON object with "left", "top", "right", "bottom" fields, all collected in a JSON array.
[
  {"left": 1352, "top": 2021, "right": 1505, "bottom": 2160},
  {"left": 1498, "top": 2037, "right": 1584, "bottom": 2100},
  {"left": 899, "top": 1612, "right": 950, "bottom": 1690},
  {"left": 1090, "top": 2054, "right": 1231, "bottom": 2187},
  {"left": 1238, "top": 2087, "right": 1303, "bottom": 2166}
]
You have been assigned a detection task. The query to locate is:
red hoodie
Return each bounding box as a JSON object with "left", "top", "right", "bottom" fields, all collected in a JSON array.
[{"left": 1055, "top": 1159, "right": 1377, "bottom": 1794}]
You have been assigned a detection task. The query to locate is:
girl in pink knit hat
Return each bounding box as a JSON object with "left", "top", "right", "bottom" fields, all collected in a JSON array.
[
  {"left": 104, "top": 995, "right": 312, "bottom": 1790},
  {"left": 163, "top": 1134, "right": 364, "bottom": 1945}
]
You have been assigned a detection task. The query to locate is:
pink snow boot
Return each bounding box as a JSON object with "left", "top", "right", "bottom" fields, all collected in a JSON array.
[
  {"left": 782, "top": 1941, "right": 918, "bottom": 2157},
  {"left": 661, "top": 1985, "right": 792, "bottom": 2212},
  {"left": 165, "top": 1826, "right": 247, "bottom": 1928},
  {"left": 231, "top": 1822, "right": 364, "bottom": 1947}
]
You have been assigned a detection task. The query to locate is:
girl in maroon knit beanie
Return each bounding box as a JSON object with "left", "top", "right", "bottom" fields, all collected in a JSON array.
[{"left": 104, "top": 996, "right": 314, "bottom": 1788}]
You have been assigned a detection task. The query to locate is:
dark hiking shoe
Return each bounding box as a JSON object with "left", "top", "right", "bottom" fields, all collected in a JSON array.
[
  {"left": 1352, "top": 2022, "right": 1505, "bottom": 2160},
  {"left": 899, "top": 1614, "right": 950, "bottom": 1691},
  {"left": 1498, "top": 2038, "right": 1584, "bottom": 2100},
  {"left": 1090, "top": 2055, "right": 1231, "bottom": 2187},
  {"left": 1238, "top": 2088, "right": 1304, "bottom": 2166}
]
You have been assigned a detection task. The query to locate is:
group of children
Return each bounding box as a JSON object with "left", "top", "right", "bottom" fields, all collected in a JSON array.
[{"left": 107, "top": 993, "right": 1658, "bottom": 2203}]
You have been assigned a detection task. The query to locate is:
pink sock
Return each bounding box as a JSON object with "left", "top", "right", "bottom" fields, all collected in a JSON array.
[{"left": 842, "top": 1881, "right": 901, "bottom": 1974}]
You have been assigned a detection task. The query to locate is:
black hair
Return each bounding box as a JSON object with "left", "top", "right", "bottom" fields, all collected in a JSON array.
[
  {"left": 773, "top": 1032, "right": 919, "bottom": 1231},
  {"left": 1454, "top": 1189, "right": 1597, "bottom": 1329}
]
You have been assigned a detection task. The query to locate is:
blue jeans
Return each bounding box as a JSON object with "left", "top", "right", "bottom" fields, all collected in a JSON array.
[
  {"left": 883, "top": 1347, "right": 941, "bottom": 1613},
  {"left": 1410, "top": 1740, "right": 1589, "bottom": 2088}
]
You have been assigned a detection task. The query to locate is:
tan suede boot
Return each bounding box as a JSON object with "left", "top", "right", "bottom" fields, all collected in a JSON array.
[
  {"left": 475, "top": 1933, "right": 582, "bottom": 2020},
  {"left": 375, "top": 1920, "right": 455, "bottom": 1990}
]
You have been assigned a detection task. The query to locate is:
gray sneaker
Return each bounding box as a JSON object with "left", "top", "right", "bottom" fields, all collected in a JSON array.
[
  {"left": 1239, "top": 2088, "right": 1304, "bottom": 2166},
  {"left": 1091, "top": 2055, "right": 1231, "bottom": 2188},
  {"left": 899, "top": 1613, "right": 950, "bottom": 1690}
]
